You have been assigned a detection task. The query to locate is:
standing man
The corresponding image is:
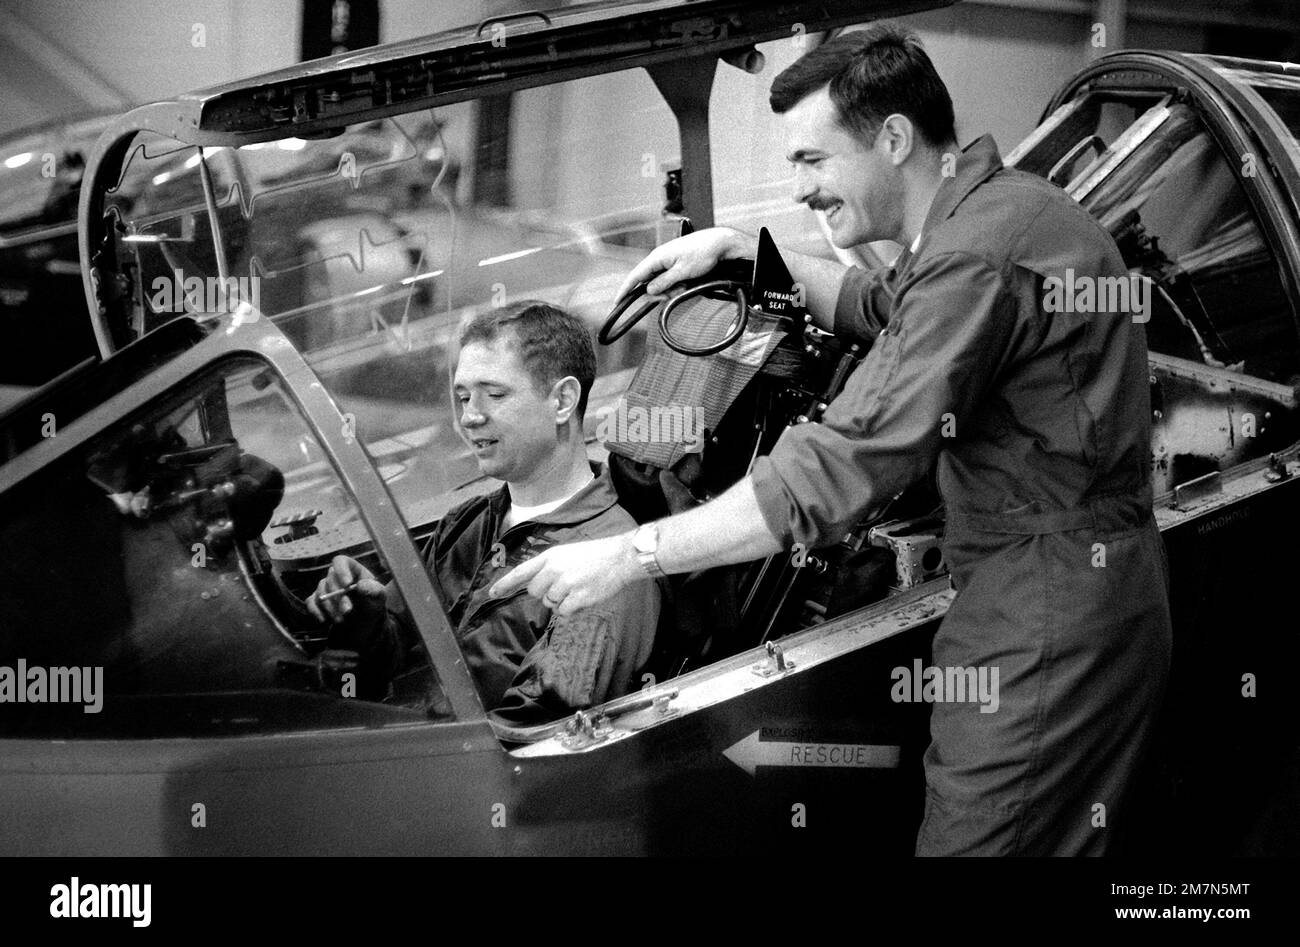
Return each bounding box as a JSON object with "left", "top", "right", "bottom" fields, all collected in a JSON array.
[{"left": 493, "top": 25, "right": 1171, "bottom": 854}]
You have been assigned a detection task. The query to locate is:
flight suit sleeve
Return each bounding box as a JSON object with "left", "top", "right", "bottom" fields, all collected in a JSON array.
[
  {"left": 492, "top": 578, "right": 661, "bottom": 727},
  {"left": 326, "top": 515, "right": 452, "bottom": 702},
  {"left": 327, "top": 592, "right": 407, "bottom": 701},
  {"left": 833, "top": 263, "right": 897, "bottom": 343},
  {"left": 750, "top": 251, "right": 1020, "bottom": 548}
]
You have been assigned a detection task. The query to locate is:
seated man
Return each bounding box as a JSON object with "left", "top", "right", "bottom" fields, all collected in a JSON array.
[{"left": 308, "top": 301, "right": 659, "bottom": 726}]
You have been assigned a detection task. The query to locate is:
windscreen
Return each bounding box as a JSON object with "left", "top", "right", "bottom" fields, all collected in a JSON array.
[
  {"left": 100, "top": 74, "right": 674, "bottom": 549},
  {"left": 96, "top": 52, "right": 844, "bottom": 563}
]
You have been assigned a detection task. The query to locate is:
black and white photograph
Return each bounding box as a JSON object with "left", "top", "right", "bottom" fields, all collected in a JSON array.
[{"left": 0, "top": 0, "right": 1293, "bottom": 925}]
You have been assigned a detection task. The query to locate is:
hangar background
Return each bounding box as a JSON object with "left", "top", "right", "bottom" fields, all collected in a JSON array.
[{"left": 3, "top": 0, "right": 1300, "bottom": 223}]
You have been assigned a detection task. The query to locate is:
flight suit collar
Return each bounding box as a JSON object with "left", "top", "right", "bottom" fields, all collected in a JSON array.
[
  {"left": 486, "top": 460, "right": 620, "bottom": 535},
  {"left": 446, "top": 462, "right": 620, "bottom": 627},
  {"left": 915, "top": 134, "right": 1004, "bottom": 257}
]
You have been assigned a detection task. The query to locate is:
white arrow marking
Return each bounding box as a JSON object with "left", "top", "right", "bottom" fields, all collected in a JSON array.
[{"left": 722, "top": 730, "right": 901, "bottom": 777}]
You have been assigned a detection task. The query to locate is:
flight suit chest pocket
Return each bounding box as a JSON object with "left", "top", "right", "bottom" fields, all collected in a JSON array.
[
  {"left": 478, "top": 534, "right": 553, "bottom": 588},
  {"left": 832, "top": 320, "right": 905, "bottom": 430}
]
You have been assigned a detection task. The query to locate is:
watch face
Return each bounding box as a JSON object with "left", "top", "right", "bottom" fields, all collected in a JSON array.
[{"left": 634, "top": 524, "right": 657, "bottom": 554}]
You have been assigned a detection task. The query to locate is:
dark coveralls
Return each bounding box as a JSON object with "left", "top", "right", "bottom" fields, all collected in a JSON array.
[
  {"left": 749, "top": 136, "right": 1173, "bottom": 855},
  {"left": 360, "top": 464, "right": 659, "bottom": 726}
]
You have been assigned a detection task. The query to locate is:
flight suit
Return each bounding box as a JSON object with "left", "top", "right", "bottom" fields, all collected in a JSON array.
[
  {"left": 749, "top": 136, "right": 1173, "bottom": 855},
  {"left": 420, "top": 463, "right": 659, "bottom": 726},
  {"left": 347, "top": 464, "right": 660, "bottom": 726}
]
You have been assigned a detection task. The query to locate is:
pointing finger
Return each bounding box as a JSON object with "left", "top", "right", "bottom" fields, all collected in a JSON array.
[
  {"left": 490, "top": 552, "right": 547, "bottom": 597},
  {"left": 554, "top": 591, "right": 582, "bottom": 617},
  {"left": 534, "top": 576, "right": 569, "bottom": 609}
]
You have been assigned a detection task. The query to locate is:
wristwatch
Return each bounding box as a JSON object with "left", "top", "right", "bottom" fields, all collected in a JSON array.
[{"left": 632, "top": 522, "right": 666, "bottom": 578}]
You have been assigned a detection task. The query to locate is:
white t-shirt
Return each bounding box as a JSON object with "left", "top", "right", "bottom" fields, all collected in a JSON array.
[
  {"left": 889, "top": 234, "right": 922, "bottom": 269},
  {"left": 503, "top": 472, "right": 594, "bottom": 530}
]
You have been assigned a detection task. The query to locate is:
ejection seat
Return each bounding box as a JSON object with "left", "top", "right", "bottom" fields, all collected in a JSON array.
[{"left": 596, "top": 229, "right": 933, "bottom": 677}]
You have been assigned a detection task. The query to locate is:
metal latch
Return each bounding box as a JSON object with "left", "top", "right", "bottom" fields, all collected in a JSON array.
[
  {"left": 751, "top": 641, "right": 795, "bottom": 678},
  {"left": 1265, "top": 453, "right": 1292, "bottom": 483},
  {"left": 607, "top": 690, "right": 680, "bottom": 721},
  {"left": 558, "top": 709, "right": 614, "bottom": 750}
]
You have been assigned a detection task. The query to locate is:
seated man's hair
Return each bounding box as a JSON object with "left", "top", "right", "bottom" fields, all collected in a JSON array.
[
  {"left": 769, "top": 23, "right": 955, "bottom": 150},
  {"left": 458, "top": 301, "right": 597, "bottom": 419}
]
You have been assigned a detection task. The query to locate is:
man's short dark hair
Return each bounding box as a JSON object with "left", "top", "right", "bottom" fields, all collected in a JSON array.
[
  {"left": 458, "top": 301, "right": 597, "bottom": 419},
  {"left": 769, "top": 24, "right": 955, "bottom": 149}
]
